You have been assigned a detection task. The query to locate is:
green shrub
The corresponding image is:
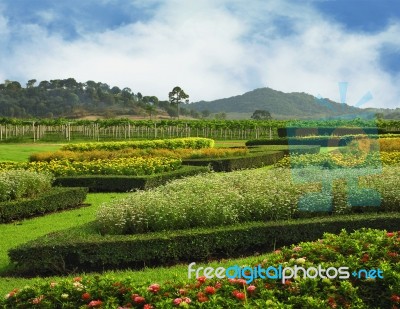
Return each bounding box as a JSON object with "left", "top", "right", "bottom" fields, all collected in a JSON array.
[
  {"left": 248, "top": 145, "right": 320, "bottom": 155},
  {"left": 0, "top": 187, "right": 88, "bottom": 223},
  {"left": 246, "top": 135, "right": 369, "bottom": 147},
  {"left": 182, "top": 151, "right": 283, "bottom": 171},
  {"left": 0, "top": 170, "right": 53, "bottom": 202},
  {"left": 61, "top": 137, "right": 215, "bottom": 152},
  {"left": 7, "top": 213, "right": 400, "bottom": 276},
  {"left": 54, "top": 165, "right": 210, "bottom": 192}
]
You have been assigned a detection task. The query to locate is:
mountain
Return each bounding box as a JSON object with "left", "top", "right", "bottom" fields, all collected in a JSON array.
[{"left": 188, "top": 87, "right": 365, "bottom": 119}]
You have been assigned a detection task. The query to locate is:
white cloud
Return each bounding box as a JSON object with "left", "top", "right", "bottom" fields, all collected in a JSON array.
[{"left": 1, "top": 0, "right": 400, "bottom": 108}]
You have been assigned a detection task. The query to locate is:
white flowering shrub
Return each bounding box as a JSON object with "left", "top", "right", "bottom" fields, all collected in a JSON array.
[
  {"left": 96, "top": 166, "right": 400, "bottom": 235},
  {"left": 0, "top": 170, "right": 53, "bottom": 202}
]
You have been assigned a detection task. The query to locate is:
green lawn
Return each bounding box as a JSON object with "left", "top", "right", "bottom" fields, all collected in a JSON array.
[{"left": 0, "top": 143, "right": 63, "bottom": 162}]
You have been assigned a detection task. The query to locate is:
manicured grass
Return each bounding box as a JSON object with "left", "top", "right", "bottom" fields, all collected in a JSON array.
[
  {"left": 0, "top": 143, "right": 62, "bottom": 162},
  {"left": 320, "top": 146, "right": 339, "bottom": 153},
  {"left": 0, "top": 193, "right": 129, "bottom": 292}
]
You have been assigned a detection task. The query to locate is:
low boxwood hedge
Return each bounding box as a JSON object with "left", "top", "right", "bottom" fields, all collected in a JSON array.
[
  {"left": 0, "top": 187, "right": 88, "bottom": 223},
  {"left": 182, "top": 151, "right": 284, "bottom": 172},
  {"left": 248, "top": 145, "right": 320, "bottom": 155},
  {"left": 246, "top": 136, "right": 358, "bottom": 147},
  {"left": 53, "top": 165, "right": 209, "bottom": 192},
  {"left": 8, "top": 212, "right": 400, "bottom": 275}
]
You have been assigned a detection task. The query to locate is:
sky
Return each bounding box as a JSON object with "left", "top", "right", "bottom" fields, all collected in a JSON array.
[{"left": 1, "top": 0, "right": 400, "bottom": 108}]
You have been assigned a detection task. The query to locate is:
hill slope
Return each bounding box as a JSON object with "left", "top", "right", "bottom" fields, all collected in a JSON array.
[{"left": 189, "top": 87, "right": 362, "bottom": 119}]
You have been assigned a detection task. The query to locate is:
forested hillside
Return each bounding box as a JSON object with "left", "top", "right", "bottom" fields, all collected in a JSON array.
[{"left": 0, "top": 79, "right": 195, "bottom": 118}]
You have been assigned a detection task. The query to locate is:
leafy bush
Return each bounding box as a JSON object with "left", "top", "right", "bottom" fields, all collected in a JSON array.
[
  {"left": 54, "top": 165, "right": 210, "bottom": 192},
  {"left": 61, "top": 137, "right": 215, "bottom": 152},
  {"left": 30, "top": 147, "right": 248, "bottom": 162},
  {"left": 182, "top": 151, "right": 283, "bottom": 172},
  {"left": 96, "top": 166, "right": 400, "bottom": 234},
  {"left": 0, "top": 170, "right": 53, "bottom": 202},
  {"left": 0, "top": 187, "right": 88, "bottom": 223},
  {"left": 0, "top": 157, "right": 181, "bottom": 177}
]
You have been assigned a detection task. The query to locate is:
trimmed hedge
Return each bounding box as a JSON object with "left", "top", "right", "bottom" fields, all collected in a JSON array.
[
  {"left": 53, "top": 165, "right": 209, "bottom": 192},
  {"left": 182, "top": 151, "right": 284, "bottom": 172},
  {"left": 61, "top": 137, "right": 215, "bottom": 152},
  {"left": 277, "top": 127, "right": 382, "bottom": 138},
  {"left": 8, "top": 212, "right": 400, "bottom": 275},
  {"left": 0, "top": 187, "right": 88, "bottom": 223},
  {"left": 248, "top": 145, "right": 320, "bottom": 155},
  {"left": 246, "top": 135, "right": 368, "bottom": 147}
]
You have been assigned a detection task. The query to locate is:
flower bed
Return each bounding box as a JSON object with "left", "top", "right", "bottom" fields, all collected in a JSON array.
[
  {"left": 3, "top": 229, "right": 399, "bottom": 308},
  {"left": 0, "top": 157, "right": 181, "bottom": 177},
  {"left": 96, "top": 166, "right": 400, "bottom": 234},
  {"left": 275, "top": 151, "right": 400, "bottom": 168},
  {"left": 29, "top": 147, "right": 248, "bottom": 162},
  {"left": 61, "top": 137, "right": 215, "bottom": 152}
]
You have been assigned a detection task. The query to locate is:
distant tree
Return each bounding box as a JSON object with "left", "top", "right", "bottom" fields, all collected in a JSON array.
[
  {"left": 201, "top": 110, "right": 211, "bottom": 118},
  {"left": 251, "top": 110, "right": 272, "bottom": 120},
  {"left": 26, "top": 79, "right": 37, "bottom": 88},
  {"left": 169, "top": 86, "right": 189, "bottom": 119},
  {"left": 215, "top": 112, "right": 227, "bottom": 120}
]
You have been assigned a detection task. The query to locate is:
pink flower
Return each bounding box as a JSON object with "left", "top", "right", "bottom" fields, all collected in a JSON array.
[
  {"left": 247, "top": 285, "right": 256, "bottom": 293},
  {"left": 133, "top": 296, "right": 146, "bottom": 304},
  {"left": 143, "top": 305, "right": 153, "bottom": 309},
  {"left": 173, "top": 298, "right": 182, "bottom": 306},
  {"left": 293, "top": 246, "right": 302, "bottom": 252},
  {"left": 148, "top": 283, "right": 160, "bottom": 294},
  {"left": 183, "top": 297, "right": 191, "bottom": 304},
  {"left": 215, "top": 282, "right": 222, "bottom": 289},
  {"left": 387, "top": 232, "right": 396, "bottom": 237},
  {"left": 88, "top": 300, "right": 103, "bottom": 307}
]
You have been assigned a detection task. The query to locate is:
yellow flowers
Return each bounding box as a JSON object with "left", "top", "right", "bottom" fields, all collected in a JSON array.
[{"left": 0, "top": 157, "right": 181, "bottom": 177}]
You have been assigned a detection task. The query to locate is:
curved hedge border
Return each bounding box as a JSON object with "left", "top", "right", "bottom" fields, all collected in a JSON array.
[
  {"left": 0, "top": 187, "right": 88, "bottom": 223},
  {"left": 61, "top": 137, "right": 215, "bottom": 152},
  {"left": 182, "top": 151, "right": 284, "bottom": 172},
  {"left": 53, "top": 165, "right": 209, "bottom": 192},
  {"left": 8, "top": 212, "right": 400, "bottom": 275}
]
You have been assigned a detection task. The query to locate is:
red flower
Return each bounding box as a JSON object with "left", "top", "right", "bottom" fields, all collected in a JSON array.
[
  {"left": 82, "top": 292, "right": 91, "bottom": 301},
  {"left": 73, "top": 277, "right": 82, "bottom": 282},
  {"left": 237, "top": 279, "right": 247, "bottom": 286},
  {"left": 391, "top": 294, "right": 400, "bottom": 303},
  {"left": 234, "top": 291, "right": 246, "bottom": 301},
  {"left": 388, "top": 252, "right": 399, "bottom": 258},
  {"left": 173, "top": 298, "right": 182, "bottom": 306},
  {"left": 204, "top": 286, "right": 216, "bottom": 295},
  {"left": 387, "top": 232, "right": 396, "bottom": 237},
  {"left": 130, "top": 294, "right": 139, "bottom": 301},
  {"left": 179, "top": 289, "right": 186, "bottom": 295},
  {"left": 133, "top": 296, "right": 146, "bottom": 304},
  {"left": 247, "top": 285, "right": 256, "bottom": 293},
  {"left": 197, "top": 292, "right": 209, "bottom": 302},
  {"left": 197, "top": 276, "right": 207, "bottom": 283},
  {"left": 148, "top": 284, "right": 160, "bottom": 294},
  {"left": 328, "top": 297, "right": 337, "bottom": 308},
  {"left": 284, "top": 280, "right": 292, "bottom": 286},
  {"left": 360, "top": 253, "right": 369, "bottom": 263},
  {"left": 88, "top": 300, "right": 103, "bottom": 308},
  {"left": 293, "top": 246, "right": 302, "bottom": 252},
  {"left": 215, "top": 282, "right": 222, "bottom": 289},
  {"left": 143, "top": 305, "right": 153, "bottom": 309}
]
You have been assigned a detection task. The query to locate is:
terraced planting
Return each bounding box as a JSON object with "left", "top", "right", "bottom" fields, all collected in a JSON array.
[{"left": 0, "top": 131, "right": 399, "bottom": 308}]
